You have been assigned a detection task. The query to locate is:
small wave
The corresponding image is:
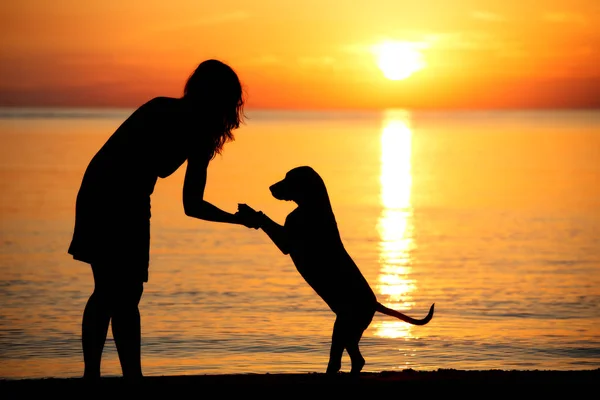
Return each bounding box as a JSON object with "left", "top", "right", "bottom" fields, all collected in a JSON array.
[{"left": 0, "top": 107, "right": 131, "bottom": 120}]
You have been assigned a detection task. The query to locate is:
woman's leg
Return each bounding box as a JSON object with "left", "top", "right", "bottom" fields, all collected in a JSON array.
[
  {"left": 82, "top": 265, "right": 111, "bottom": 379},
  {"left": 111, "top": 279, "right": 144, "bottom": 379}
]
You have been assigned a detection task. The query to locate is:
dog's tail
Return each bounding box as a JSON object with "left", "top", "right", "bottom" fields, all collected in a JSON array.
[{"left": 375, "top": 303, "right": 435, "bottom": 326}]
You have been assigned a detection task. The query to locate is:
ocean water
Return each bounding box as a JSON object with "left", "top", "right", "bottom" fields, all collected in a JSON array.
[{"left": 0, "top": 107, "right": 599, "bottom": 379}]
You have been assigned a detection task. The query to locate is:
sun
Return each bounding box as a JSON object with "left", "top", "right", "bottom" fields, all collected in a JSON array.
[{"left": 375, "top": 41, "right": 425, "bottom": 81}]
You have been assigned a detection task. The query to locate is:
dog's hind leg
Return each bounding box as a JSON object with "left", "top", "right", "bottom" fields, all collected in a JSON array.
[
  {"left": 346, "top": 330, "right": 365, "bottom": 375},
  {"left": 326, "top": 318, "right": 345, "bottom": 375}
]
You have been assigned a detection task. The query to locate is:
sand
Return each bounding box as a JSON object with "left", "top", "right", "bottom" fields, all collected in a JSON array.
[{"left": 2, "top": 369, "right": 598, "bottom": 395}]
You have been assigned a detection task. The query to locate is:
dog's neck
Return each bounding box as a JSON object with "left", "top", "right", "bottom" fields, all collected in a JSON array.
[{"left": 295, "top": 197, "right": 335, "bottom": 216}]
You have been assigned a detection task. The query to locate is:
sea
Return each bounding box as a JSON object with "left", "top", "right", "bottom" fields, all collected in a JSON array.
[{"left": 0, "top": 106, "right": 599, "bottom": 379}]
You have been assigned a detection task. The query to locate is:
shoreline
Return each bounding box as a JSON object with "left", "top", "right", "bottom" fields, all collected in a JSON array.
[{"left": 2, "top": 369, "right": 598, "bottom": 393}]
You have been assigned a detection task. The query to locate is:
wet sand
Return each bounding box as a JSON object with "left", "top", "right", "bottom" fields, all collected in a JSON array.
[{"left": 2, "top": 369, "right": 598, "bottom": 395}]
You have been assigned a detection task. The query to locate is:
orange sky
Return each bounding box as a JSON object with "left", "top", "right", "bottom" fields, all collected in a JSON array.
[{"left": 1, "top": 1, "right": 599, "bottom": 110}]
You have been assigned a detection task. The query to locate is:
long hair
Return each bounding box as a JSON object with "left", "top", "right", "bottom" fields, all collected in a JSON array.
[{"left": 183, "top": 59, "right": 246, "bottom": 160}]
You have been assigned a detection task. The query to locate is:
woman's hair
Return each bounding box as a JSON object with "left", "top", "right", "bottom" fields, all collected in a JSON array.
[{"left": 183, "top": 59, "right": 246, "bottom": 159}]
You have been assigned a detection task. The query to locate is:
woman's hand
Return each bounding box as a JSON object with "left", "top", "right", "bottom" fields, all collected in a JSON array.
[{"left": 236, "top": 203, "right": 262, "bottom": 229}]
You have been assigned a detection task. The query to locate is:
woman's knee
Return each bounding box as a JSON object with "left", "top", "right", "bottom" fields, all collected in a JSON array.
[{"left": 93, "top": 281, "right": 143, "bottom": 312}]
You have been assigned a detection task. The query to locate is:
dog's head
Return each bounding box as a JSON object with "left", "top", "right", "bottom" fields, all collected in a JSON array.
[{"left": 269, "top": 166, "right": 329, "bottom": 207}]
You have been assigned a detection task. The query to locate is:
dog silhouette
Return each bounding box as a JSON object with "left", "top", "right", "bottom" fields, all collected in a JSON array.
[{"left": 238, "top": 166, "right": 434, "bottom": 374}]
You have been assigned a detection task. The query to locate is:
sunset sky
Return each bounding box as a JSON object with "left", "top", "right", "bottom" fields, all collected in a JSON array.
[{"left": 1, "top": 0, "right": 599, "bottom": 110}]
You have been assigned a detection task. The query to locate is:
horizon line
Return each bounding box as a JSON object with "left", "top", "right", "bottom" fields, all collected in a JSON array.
[{"left": 0, "top": 104, "right": 599, "bottom": 114}]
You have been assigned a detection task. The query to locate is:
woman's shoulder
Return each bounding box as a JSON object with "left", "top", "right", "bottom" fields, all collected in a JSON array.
[
  {"left": 130, "top": 97, "right": 188, "bottom": 127},
  {"left": 139, "top": 96, "right": 180, "bottom": 113}
]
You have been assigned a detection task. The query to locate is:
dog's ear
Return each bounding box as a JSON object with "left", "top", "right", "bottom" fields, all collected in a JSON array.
[{"left": 284, "top": 166, "right": 332, "bottom": 208}]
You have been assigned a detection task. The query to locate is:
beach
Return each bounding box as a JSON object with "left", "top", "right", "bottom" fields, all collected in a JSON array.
[{"left": 2, "top": 369, "right": 598, "bottom": 396}]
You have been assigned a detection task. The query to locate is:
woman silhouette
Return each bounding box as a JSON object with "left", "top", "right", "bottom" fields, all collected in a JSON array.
[{"left": 68, "top": 59, "right": 255, "bottom": 380}]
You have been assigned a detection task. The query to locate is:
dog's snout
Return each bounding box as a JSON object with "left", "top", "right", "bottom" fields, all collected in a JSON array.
[
  {"left": 270, "top": 182, "right": 281, "bottom": 198},
  {"left": 270, "top": 180, "right": 290, "bottom": 201}
]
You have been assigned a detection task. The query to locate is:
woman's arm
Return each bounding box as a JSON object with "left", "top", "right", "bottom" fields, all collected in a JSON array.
[{"left": 182, "top": 155, "right": 254, "bottom": 227}]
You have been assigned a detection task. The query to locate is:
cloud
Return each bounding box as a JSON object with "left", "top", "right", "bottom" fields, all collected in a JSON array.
[
  {"left": 542, "top": 12, "right": 587, "bottom": 25},
  {"left": 297, "top": 56, "right": 335, "bottom": 66},
  {"left": 152, "top": 11, "right": 251, "bottom": 33},
  {"left": 471, "top": 11, "right": 505, "bottom": 22},
  {"left": 196, "top": 10, "right": 251, "bottom": 25},
  {"left": 341, "top": 31, "right": 521, "bottom": 57},
  {"left": 422, "top": 32, "right": 497, "bottom": 50},
  {"left": 244, "top": 55, "right": 282, "bottom": 66},
  {"left": 419, "top": 32, "right": 531, "bottom": 61},
  {"left": 343, "top": 39, "right": 430, "bottom": 57}
]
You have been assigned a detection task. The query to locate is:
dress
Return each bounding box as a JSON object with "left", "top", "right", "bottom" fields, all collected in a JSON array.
[{"left": 68, "top": 97, "right": 203, "bottom": 282}]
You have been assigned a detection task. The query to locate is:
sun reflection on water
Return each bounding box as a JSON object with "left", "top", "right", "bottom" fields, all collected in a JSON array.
[{"left": 374, "top": 110, "right": 416, "bottom": 339}]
